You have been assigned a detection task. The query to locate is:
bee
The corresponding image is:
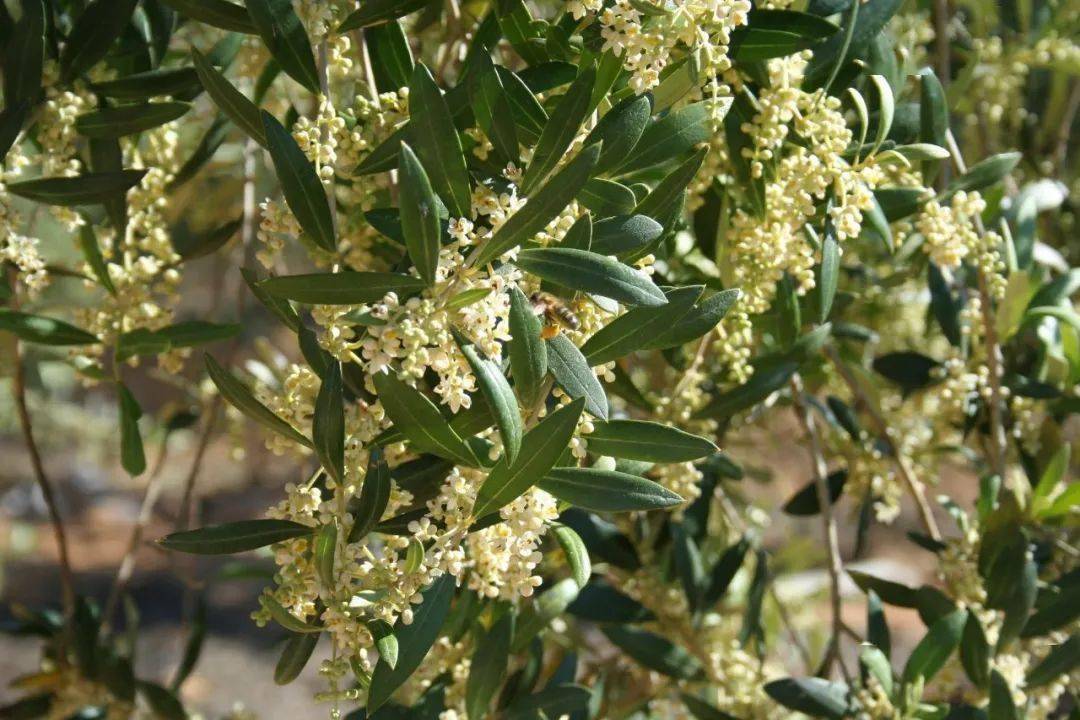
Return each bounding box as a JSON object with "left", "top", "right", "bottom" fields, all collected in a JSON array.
[{"left": 530, "top": 291, "right": 580, "bottom": 339}]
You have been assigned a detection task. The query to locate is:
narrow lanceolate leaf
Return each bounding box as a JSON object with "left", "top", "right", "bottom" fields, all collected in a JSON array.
[
  {"left": 263, "top": 595, "right": 322, "bottom": 633},
  {"left": 586, "top": 420, "right": 717, "bottom": 462},
  {"left": 584, "top": 93, "right": 652, "bottom": 176},
  {"left": 988, "top": 670, "right": 1019, "bottom": 720},
  {"left": 729, "top": 10, "right": 838, "bottom": 61},
  {"left": 262, "top": 111, "right": 336, "bottom": 252},
  {"left": 367, "top": 575, "right": 455, "bottom": 712},
  {"left": 115, "top": 322, "right": 241, "bottom": 360},
  {"left": 205, "top": 354, "right": 313, "bottom": 449},
  {"left": 547, "top": 335, "right": 608, "bottom": 420},
  {"left": 817, "top": 221, "right": 840, "bottom": 322},
  {"left": 60, "top": 0, "right": 140, "bottom": 83},
  {"left": 159, "top": 519, "right": 314, "bottom": 554},
  {"left": 338, "top": 0, "right": 428, "bottom": 31},
  {"left": 764, "top": 678, "right": 849, "bottom": 719},
  {"left": 590, "top": 215, "right": 664, "bottom": 257},
  {"left": 509, "top": 287, "right": 548, "bottom": 407},
  {"left": 7, "top": 170, "right": 146, "bottom": 206},
  {"left": 137, "top": 682, "right": 186, "bottom": 720},
  {"left": 93, "top": 68, "right": 201, "bottom": 101},
  {"left": 515, "top": 248, "right": 667, "bottom": 307},
  {"left": 681, "top": 693, "right": 740, "bottom": 720},
  {"left": 552, "top": 524, "right": 591, "bottom": 587},
  {"left": 944, "top": 152, "right": 1022, "bottom": 198},
  {"left": 457, "top": 339, "right": 523, "bottom": 465},
  {"left": 192, "top": 49, "right": 267, "bottom": 146},
  {"left": 539, "top": 468, "right": 683, "bottom": 512},
  {"left": 348, "top": 448, "right": 392, "bottom": 542},
  {"left": 3, "top": 0, "right": 44, "bottom": 107},
  {"left": 514, "top": 578, "right": 580, "bottom": 651},
  {"left": 648, "top": 288, "right": 741, "bottom": 350},
  {"left": 408, "top": 64, "right": 471, "bottom": 217},
  {"left": 247, "top": 0, "right": 319, "bottom": 92},
  {"left": 614, "top": 102, "right": 714, "bottom": 175},
  {"left": 521, "top": 67, "right": 596, "bottom": 193},
  {"left": 472, "top": 398, "right": 585, "bottom": 518},
  {"left": 0, "top": 101, "right": 29, "bottom": 162},
  {"left": 274, "top": 632, "right": 319, "bottom": 685},
  {"left": 474, "top": 143, "right": 602, "bottom": 266},
  {"left": 160, "top": 0, "right": 258, "bottom": 33},
  {"left": 313, "top": 362, "right": 345, "bottom": 483},
  {"left": 373, "top": 371, "right": 479, "bottom": 467},
  {"left": 580, "top": 285, "right": 701, "bottom": 365},
  {"left": 398, "top": 143, "right": 441, "bottom": 286},
  {"left": 1026, "top": 634, "right": 1079, "bottom": 688},
  {"left": 75, "top": 102, "right": 190, "bottom": 138},
  {"left": 118, "top": 384, "right": 146, "bottom": 477},
  {"left": 258, "top": 272, "right": 425, "bottom": 304},
  {"left": 0, "top": 310, "right": 99, "bottom": 346},
  {"left": 602, "top": 626, "right": 701, "bottom": 679},
  {"left": 465, "top": 611, "right": 514, "bottom": 720},
  {"left": 903, "top": 609, "right": 967, "bottom": 684}
]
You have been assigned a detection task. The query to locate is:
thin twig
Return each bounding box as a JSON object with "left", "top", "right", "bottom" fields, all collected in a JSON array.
[
  {"left": 789, "top": 374, "right": 851, "bottom": 684},
  {"left": 8, "top": 269, "right": 76, "bottom": 638},
  {"left": 824, "top": 345, "right": 943, "bottom": 541}
]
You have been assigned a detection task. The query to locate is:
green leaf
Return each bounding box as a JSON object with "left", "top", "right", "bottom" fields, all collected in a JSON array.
[
  {"left": 521, "top": 67, "right": 596, "bottom": 194},
  {"left": 398, "top": 142, "right": 442, "bottom": 286},
  {"left": 75, "top": 102, "right": 190, "bottom": 139},
  {"left": 365, "top": 21, "right": 415, "bottom": 92},
  {"left": 3, "top": 0, "right": 44, "bottom": 107},
  {"left": 468, "top": 52, "right": 520, "bottom": 163},
  {"left": 513, "top": 578, "right": 579, "bottom": 652},
  {"left": 729, "top": 9, "right": 838, "bottom": 61},
  {"left": 159, "top": 519, "right": 314, "bottom": 554},
  {"left": 1026, "top": 634, "right": 1079, "bottom": 688},
  {"left": 7, "top": 170, "right": 146, "bottom": 206},
  {"left": 472, "top": 398, "right": 584, "bottom": 518},
  {"left": 115, "top": 321, "right": 240, "bottom": 360},
  {"left": 60, "top": 0, "right": 140, "bottom": 83},
  {"left": 247, "top": 0, "right": 319, "bottom": 92},
  {"left": 578, "top": 178, "right": 637, "bottom": 216},
  {"left": 580, "top": 285, "right": 700, "bottom": 365},
  {"left": 118, "top": 384, "right": 146, "bottom": 476},
  {"left": 515, "top": 248, "right": 667, "bottom": 307},
  {"left": 0, "top": 310, "right": 99, "bottom": 346},
  {"left": 763, "top": 678, "right": 849, "bottom": 719},
  {"left": 205, "top": 354, "right": 313, "bottom": 448},
  {"left": 943, "top": 152, "right": 1022, "bottom": 198},
  {"left": 313, "top": 363, "right": 345, "bottom": 484},
  {"left": 509, "top": 287, "right": 549, "bottom": 408},
  {"left": 803, "top": 0, "right": 902, "bottom": 90},
  {"left": 408, "top": 63, "right": 471, "bottom": 217},
  {"left": 585, "top": 420, "right": 717, "bottom": 463},
  {"left": 78, "top": 226, "right": 115, "bottom": 294},
  {"left": 988, "top": 669, "right": 1018, "bottom": 720},
  {"left": 648, "top": 288, "right": 741, "bottom": 350},
  {"left": 602, "top": 626, "right": 700, "bottom": 679},
  {"left": 614, "top": 102, "right": 713, "bottom": 175},
  {"left": 552, "top": 523, "right": 590, "bottom": 588},
  {"left": 348, "top": 448, "right": 392, "bottom": 542},
  {"left": 547, "top": 335, "right": 608, "bottom": 420},
  {"left": 338, "top": 0, "right": 428, "bottom": 31},
  {"left": 590, "top": 214, "right": 664, "bottom": 257},
  {"left": 873, "top": 351, "right": 941, "bottom": 394},
  {"left": 263, "top": 595, "right": 323, "bottom": 633},
  {"left": 274, "top": 632, "right": 319, "bottom": 685},
  {"left": 474, "top": 143, "right": 601, "bottom": 266},
  {"left": 673, "top": 524, "right": 706, "bottom": 611},
  {"left": 681, "top": 693, "right": 740, "bottom": 720},
  {"left": 367, "top": 574, "right": 455, "bottom": 712},
  {"left": 782, "top": 469, "right": 846, "bottom": 516},
  {"left": 170, "top": 596, "right": 206, "bottom": 690},
  {"left": 634, "top": 147, "right": 709, "bottom": 222},
  {"left": 456, "top": 337, "right": 523, "bottom": 465},
  {"left": 159, "top": 0, "right": 257, "bottom": 33},
  {"left": 373, "top": 371, "right": 479, "bottom": 467},
  {"left": 241, "top": 268, "right": 300, "bottom": 332},
  {"left": 258, "top": 271, "right": 425, "bottom": 305},
  {"left": 585, "top": 93, "right": 652, "bottom": 176},
  {"left": 0, "top": 101, "right": 29, "bottom": 162},
  {"left": 192, "top": 49, "right": 267, "bottom": 146},
  {"left": 368, "top": 619, "right": 398, "bottom": 669},
  {"left": 902, "top": 609, "right": 967, "bottom": 684},
  {"left": 262, "top": 111, "right": 336, "bottom": 253},
  {"left": 694, "top": 355, "right": 799, "bottom": 419},
  {"left": 817, "top": 221, "right": 839, "bottom": 323},
  {"left": 465, "top": 611, "right": 514, "bottom": 720},
  {"left": 540, "top": 467, "right": 683, "bottom": 512},
  {"left": 137, "top": 681, "right": 186, "bottom": 720},
  {"left": 960, "top": 612, "right": 990, "bottom": 689},
  {"left": 703, "top": 536, "right": 749, "bottom": 608},
  {"left": 919, "top": 68, "right": 948, "bottom": 148}
]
